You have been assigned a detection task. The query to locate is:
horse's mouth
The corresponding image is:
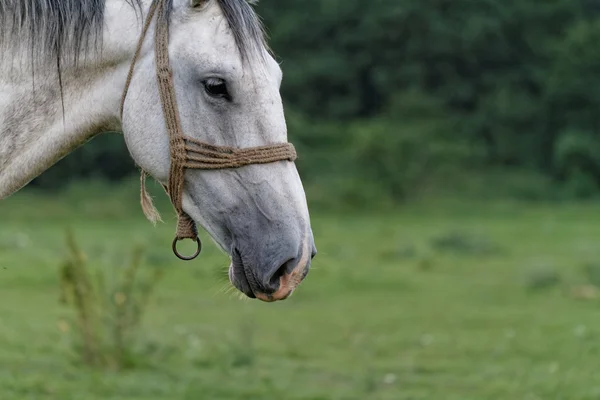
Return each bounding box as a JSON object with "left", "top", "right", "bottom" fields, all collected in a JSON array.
[
  {"left": 229, "top": 249, "right": 256, "bottom": 299},
  {"left": 227, "top": 237, "right": 315, "bottom": 302},
  {"left": 228, "top": 265, "right": 256, "bottom": 299},
  {"left": 228, "top": 248, "right": 305, "bottom": 302}
]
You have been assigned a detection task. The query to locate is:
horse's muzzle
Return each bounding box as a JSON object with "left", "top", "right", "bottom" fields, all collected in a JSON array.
[{"left": 229, "top": 239, "right": 316, "bottom": 301}]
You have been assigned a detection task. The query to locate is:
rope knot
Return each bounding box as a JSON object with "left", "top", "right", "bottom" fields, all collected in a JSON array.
[{"left": 176, "top": 213, "right": 198, "bottom": 240}]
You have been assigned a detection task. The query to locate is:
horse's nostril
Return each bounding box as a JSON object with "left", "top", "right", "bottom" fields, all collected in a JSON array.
[{"left": 268, "top": 258, "right": 295, "bottom": 290}]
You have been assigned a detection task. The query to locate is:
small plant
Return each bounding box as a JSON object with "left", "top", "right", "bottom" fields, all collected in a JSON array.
[
  {"left": 59, "top": 229, "right": 165, "bottom": 369},
  {"left": 525, "top": 265, "right": 561, "bottom": 291},
  {"left": 582, "top": 263, "right": 600, "bottom": 288},
  {"left": 431, "top": 231, "right": 502, "bottom": 256},
  {"left": 417, "top": 254, "right": 435, "bottom": 271},
  {"left": 378, "top": 244, "right": 418, "bottom": 262}
]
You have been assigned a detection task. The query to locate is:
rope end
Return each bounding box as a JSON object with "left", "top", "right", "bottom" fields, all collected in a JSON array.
[{"left": 140, "top": 170, "right": 163, "bottom": 225}]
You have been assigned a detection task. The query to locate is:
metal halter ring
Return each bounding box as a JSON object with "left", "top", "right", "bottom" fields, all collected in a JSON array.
[{"left": 172, "top": 237, "right": 202, "bottom": 261}]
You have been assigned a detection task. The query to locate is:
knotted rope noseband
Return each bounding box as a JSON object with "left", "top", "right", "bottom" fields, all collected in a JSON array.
[{"left": 120, "top": 0, "right": 297, "bottom": 260}]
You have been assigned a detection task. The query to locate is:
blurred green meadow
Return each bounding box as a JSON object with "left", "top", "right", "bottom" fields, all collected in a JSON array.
[{"left": 2, "top": 182, "right": 600, "bottom": 400}]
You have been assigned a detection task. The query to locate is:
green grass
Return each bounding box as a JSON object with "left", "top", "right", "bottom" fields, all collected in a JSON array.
[{"left": 2, "top": 184, "right": 600, "bottom": 399}]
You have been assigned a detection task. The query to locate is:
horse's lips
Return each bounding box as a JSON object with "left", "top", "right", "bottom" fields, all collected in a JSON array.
[{"left": 229, "top": 250, "right": 256, "bottom": 299}]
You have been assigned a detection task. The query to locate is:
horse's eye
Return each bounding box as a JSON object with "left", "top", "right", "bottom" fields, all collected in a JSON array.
[{"left": 203, "top": 78, "right": 229, "bottom": 100}]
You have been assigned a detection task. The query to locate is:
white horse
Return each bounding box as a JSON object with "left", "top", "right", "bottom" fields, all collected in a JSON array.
[{"left": 0, "top": 0, "right": 316, "bottom": 302}]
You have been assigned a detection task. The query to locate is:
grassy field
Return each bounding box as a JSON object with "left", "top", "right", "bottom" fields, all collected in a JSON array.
[{"left": 2, "top": 184, "right": 600, "bottom": 399}]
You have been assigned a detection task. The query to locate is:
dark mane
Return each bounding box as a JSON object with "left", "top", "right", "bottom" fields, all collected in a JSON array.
[
  {"left": 218, "top": 0, "right": 268, "bottom": 61},
  {"left": 0, "top": 0, "right": 267, "bottom": 67}
]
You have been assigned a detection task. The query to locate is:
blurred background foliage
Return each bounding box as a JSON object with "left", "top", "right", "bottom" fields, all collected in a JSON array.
[{"left": 30, "top": 0, "right": 600, "bottom": 206}]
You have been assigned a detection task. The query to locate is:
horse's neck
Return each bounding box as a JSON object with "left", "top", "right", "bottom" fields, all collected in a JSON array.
[
  {"left": 0, "top": 62, "right": 127, "bottom": 198},
  {"left": 0, "top": 0, "right": 151, "bottom": 198}
]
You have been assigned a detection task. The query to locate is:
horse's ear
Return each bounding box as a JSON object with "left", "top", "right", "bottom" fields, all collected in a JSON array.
[{"left": 190, "top": 0, "right": 209, "bottom": 8}]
